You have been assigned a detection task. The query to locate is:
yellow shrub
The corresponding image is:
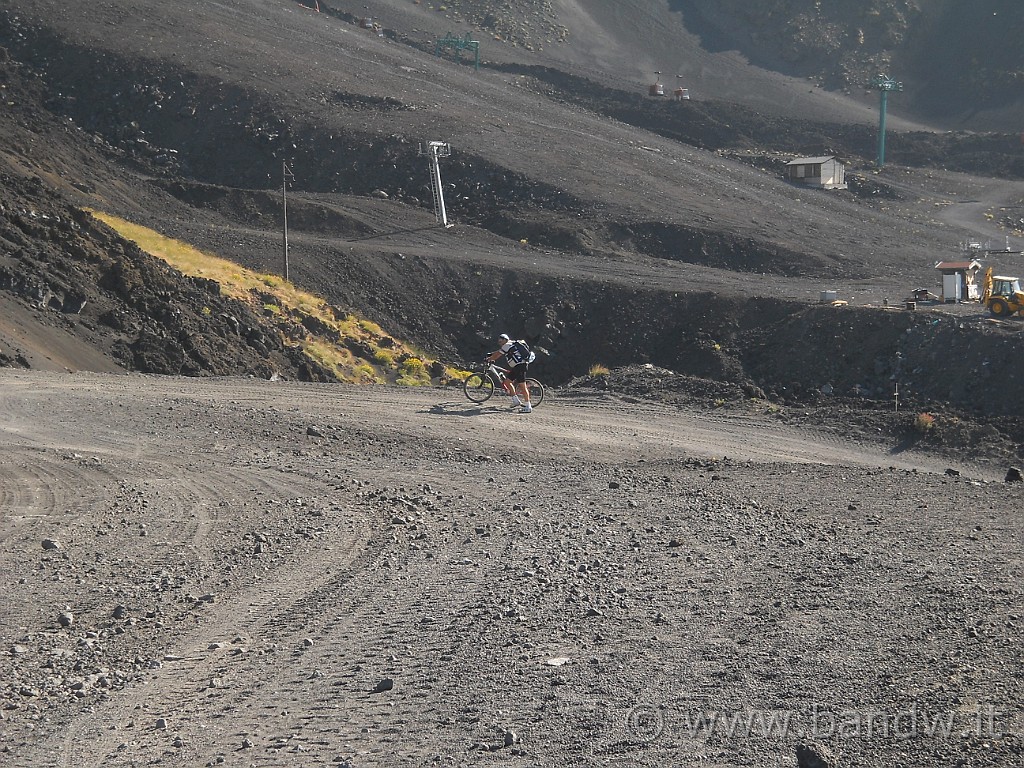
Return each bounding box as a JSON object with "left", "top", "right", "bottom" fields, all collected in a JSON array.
[
  {"left": 442, "top": 365, "right": 468, "bottom": 384},
  {"left": 397, "top": 357, "right": 431, "bottom": 386},
  {"left": 356, "top": 363, "right": 382, "bottom": 383}
]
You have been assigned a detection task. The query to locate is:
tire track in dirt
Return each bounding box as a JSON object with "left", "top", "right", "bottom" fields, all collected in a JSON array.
[
  {"left": 186, "top": 488, "right": 512, "bottom": 765},
  {"left": 51, "top": 473, "right": 507, "bottom": 766},
  {"left": 51, "top": 467, "right": 378, "bottom": 768},
  {"left": 0, "top": 449, "right": 113, "bottom": 545},
  {"left": 0, "top": 448, "right": 125, "bottom": 629},
  {"left": 0, "top": 373, "right": 379, "bottom": 765},
  {"left": 3, "top": 372, "right": 1018, "bottom": 768}
]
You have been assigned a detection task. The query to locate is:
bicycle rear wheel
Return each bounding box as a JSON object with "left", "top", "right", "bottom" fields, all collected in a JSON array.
[
  {"left": 463, "top": 372, "right": 495, "bottom": 403},
  {"left": 525, "top": 378, "right": 545, "bottom": 407}
]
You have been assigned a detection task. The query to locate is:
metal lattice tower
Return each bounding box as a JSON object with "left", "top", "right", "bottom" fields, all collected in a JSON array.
[
  {"left": 419, "top": 142, "right": 453, "bottom": 228},
  {"left": 434, "top": 32, "right": 480, "bottom": 70},
  {"left": 870, "top": 74, "right": 903, "bottom": 168}
]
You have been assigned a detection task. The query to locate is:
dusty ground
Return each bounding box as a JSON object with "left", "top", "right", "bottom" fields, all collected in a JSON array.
[
  {"left": 1, "top": 370, "right": 1022, "bottom": 768},
  {"left": 1, "top": 2, "right": 1024, "bottom": 766}
]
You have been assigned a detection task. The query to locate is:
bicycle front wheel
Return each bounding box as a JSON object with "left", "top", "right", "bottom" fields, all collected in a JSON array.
[
  {"left": 463, "top": 372, "right": 495, "bottom": 403},
  {"left": 525, "top": 378, "right": 545, "bottom": 407}
]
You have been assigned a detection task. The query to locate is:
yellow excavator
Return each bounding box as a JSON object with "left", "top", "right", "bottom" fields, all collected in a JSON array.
[{"left": 981, "top": 267, "right": 1024, "bottom": 317}]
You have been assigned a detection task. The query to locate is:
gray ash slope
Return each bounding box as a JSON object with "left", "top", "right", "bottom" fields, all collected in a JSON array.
[{"left": 0, "top": 0, "right": 1022, "bottom": 443}]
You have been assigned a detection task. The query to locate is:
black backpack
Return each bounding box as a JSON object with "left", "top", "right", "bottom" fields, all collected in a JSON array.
[{"left": 506, "top": 340, "right": 534, "bottom": 365}]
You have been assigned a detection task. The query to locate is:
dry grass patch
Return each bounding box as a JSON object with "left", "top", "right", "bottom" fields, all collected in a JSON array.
[{"left": 90, "top": 211, "right": 442, "bottom": 384}]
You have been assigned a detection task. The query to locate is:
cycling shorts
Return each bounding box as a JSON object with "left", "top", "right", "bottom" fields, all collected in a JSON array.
[{"left": 508, "top": 363, "right": 528, "bottom": 383}]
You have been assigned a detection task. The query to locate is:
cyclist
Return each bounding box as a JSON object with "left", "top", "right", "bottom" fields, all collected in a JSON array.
[{"left": 485, "top": 333, "right": 535, "bottom": 413}]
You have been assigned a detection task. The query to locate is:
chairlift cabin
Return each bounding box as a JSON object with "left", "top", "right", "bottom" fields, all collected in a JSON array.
[{"left": 648, "top": 71, "right": 664, "bottom": 97}]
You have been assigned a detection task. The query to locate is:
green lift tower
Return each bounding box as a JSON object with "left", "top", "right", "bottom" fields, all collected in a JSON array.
[
  {"left": 870, "top": 74, "right": 902, "bottom": 168},
  {"left": 435, "top": 32, "right": 480, "bottom": 70}
]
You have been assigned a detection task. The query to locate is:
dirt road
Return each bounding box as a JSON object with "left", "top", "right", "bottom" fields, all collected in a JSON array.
[{"left": 1, "top": 371, "right": 1021, "bottom": 767}]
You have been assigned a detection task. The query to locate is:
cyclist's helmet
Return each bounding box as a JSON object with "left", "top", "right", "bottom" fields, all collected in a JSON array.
[{"left": 498, "top": 333, "right": 510, "bottom": 341}]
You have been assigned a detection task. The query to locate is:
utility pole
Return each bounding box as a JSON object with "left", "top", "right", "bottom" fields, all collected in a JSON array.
[
  {"left": 870, "top": 74, "right": 902, "bottom": 168},
  {"left": 419, "top": 142, "right": 453, "bottom": 228},
  {"left": 282, "top": 161, "right": 294, "bottom": 281}
]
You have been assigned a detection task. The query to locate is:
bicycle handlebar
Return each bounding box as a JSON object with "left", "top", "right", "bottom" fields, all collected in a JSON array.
[{"left": 469, "top": 360, "right": 509, "bottom": 374}]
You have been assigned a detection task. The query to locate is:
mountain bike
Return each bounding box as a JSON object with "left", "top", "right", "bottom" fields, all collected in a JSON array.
[{"left": 462, "top": 362, "right": 545, "bottom": 407}]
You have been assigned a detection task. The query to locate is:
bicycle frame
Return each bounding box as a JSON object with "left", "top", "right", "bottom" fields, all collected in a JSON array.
[
  {"left": 463, "top": 361, "right": 545, "bottom": 407},
  {"left": 486, "top": 363, "right": 515, "bottom": 393}
]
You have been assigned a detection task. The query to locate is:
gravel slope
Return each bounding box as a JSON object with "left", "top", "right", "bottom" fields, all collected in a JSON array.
[{"left": 1, "top": 370, "right": 1021, "bottom": 767}]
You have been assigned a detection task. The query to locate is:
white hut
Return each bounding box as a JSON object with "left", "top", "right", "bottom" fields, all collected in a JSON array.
[
  {"left": 785, "top": 156, "right": 847, "bottom": 190},
  {"left": 934, "top": 259, "right": 983, "bottom": 302}
]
